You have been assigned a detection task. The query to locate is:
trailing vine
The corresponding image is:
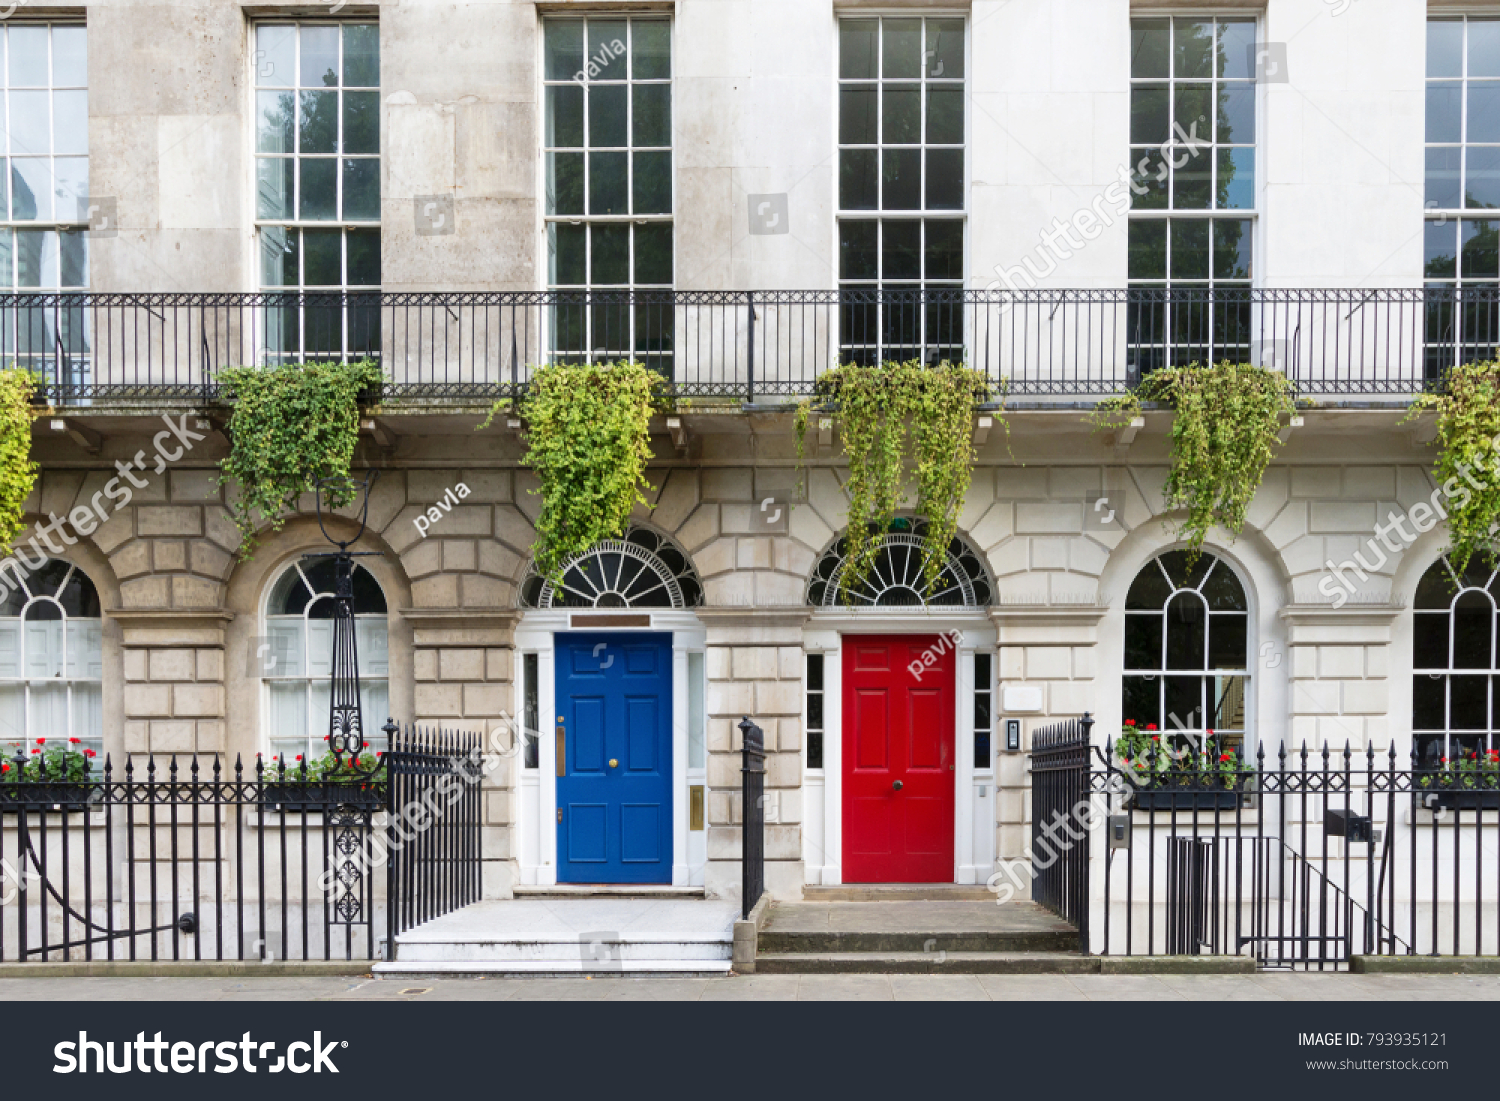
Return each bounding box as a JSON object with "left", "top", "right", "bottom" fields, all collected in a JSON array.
[
  {"left": 0, "top": 368, "right": 38, "bottom": 550},
  {"left": 490, "top": 361, "right": 663, "bottom": 582},
  {"left": 1092, "top": 362, "right": 1296, "bottom": 559},
  {"left": 1405, "top": 361, "right": 1500, "bottom": 577},
  {"left": 217, "top": 359, "right": 383, "bottom": 556},
  {"left": 798, "top": 360, "right": 992, "bottom": 600}
]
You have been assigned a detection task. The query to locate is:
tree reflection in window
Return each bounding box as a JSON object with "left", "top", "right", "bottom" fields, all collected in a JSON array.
[
  {"left": 1412, "top": 554, "right": 1500, "bottom": 767},
  {"left": 1122, "top": 550, "right": 1249, "bottom": 753}
]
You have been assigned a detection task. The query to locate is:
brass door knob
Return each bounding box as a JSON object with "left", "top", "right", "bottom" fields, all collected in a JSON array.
[{"left": 609, "top": 758, "right": 619, "bottom": 768}]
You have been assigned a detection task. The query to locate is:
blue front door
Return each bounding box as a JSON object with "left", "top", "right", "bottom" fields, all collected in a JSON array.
[{"left": 555, "top": 632, "right": 673, "bottom": 884}]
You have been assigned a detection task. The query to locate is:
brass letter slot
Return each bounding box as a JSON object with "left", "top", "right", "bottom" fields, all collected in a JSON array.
[
  {"left": 556, "top": 717, "right": 566, "bottom": 777},
  {"left": 689, "top": 785, "right": 705, "bottom": 831}
]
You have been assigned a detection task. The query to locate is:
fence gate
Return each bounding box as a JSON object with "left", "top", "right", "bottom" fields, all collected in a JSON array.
[
  {"left": 1029, "top": 714, "right": 1094, "bottom": 953},
  {"left": 384, "top": 725, "right": 484, "bottom": 952}
]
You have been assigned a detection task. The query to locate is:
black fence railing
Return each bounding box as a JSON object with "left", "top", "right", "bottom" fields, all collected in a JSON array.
[
  {"left": 0, "top": 723, "right": 486, "bottom": 964},
  {"left": 0, "top": 751, "right": 385, "bottom": 963},
  {"left": 384, "top": 726, "right": 483, "bottom": 948},
  {"left": 5, "top": 287, "right": 1491, "bottom": 403},
  {"left": 1029, "top": 714, "right": 1093, "bottom": 953},
  {"left": 739, "top": 716, "right": 765, "bottom": 920},
  {"left": 1090, "top": 739, "right": 1500, "bottom": 970}
]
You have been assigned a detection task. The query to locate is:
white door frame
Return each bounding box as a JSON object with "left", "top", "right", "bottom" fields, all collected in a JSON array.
[
  {"left": 514, "top": 610, "right": 706, "bottom": 887},
  {"left": 803, "top": 613, "right": 996, "bottom": 886}
]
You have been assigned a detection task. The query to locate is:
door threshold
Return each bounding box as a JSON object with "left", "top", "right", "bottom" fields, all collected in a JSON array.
[
  {"left": 804, "top": 884, "right": 995, "bottom": 902},
  {"left": 515, "top": 884, "right": 707, "bottom": 899}
]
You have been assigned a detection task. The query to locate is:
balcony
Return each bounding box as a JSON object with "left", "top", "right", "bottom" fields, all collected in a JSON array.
[{"left": 6, "top": 287, "right": 1495, "bottom": 406}]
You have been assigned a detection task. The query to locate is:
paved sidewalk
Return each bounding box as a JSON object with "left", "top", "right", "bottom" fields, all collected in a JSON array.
[{"left": 1, "top": 972, "right": 1499, "bottom": 1001}]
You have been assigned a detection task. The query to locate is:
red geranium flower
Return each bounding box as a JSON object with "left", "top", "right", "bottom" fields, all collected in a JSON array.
[
  {"left": 68, "top": 737, "right": 80, "bottom": 744},
  {"left": 295, "top": 754, "right": 303, "bottom": 762},
  {"left": 1151, "top": 734, "right": 1160, "bottom": 741},
  {"left": 35, "top": 738, "right": 44, "bottom": 745},
  {"left": 1124, "top": 719, "right": 1137, "bottom": 727},
  {"left": 1145, "top": 724, "right": 1157, "bottom": 731},
  {"left": 1, "top": 763, "right": 8, "bottom": 772},
  {"left": 1220, "top": 753, "right": 1232, "bottom": 762},
  {"left": 84, "top": 749, "right": 96, "bottom": 758},
  {"left": 31, "top": 748, "right": 39, "bottom": 754}
]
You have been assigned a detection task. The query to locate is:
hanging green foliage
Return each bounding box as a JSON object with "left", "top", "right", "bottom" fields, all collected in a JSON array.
[
  {"left": 489, "top": 361, "right": 663, "bottom": 582},
  {"left": 0, "top": 368, "right": 38, "bottom": 550},
  {"left": 797, "top": 360, "right": 992, "bottom": 600},
  {"left": 1405, "top": 360, "right": 1500, "bottom": 577},
  {"left": 1092, "top": 362, "right": 1296, "bottom": 559},
  {"left": 217, "top": 360, "right": 384, "bottom": 557}
]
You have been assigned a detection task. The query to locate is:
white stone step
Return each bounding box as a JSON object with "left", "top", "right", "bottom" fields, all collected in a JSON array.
[
  {"left": 388, "top": 898, "right": 737, "bottom": 974},
  {"left": 394, "top": 935, "right": 731, "bottom": 964},
  {"left": 374, "top": 958, "right": 732, "bottom": 976}
]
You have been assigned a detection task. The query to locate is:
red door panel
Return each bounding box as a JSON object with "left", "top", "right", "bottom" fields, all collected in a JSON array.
[{"left": 843, "top": 635, "right": 955, "bottom": 882}]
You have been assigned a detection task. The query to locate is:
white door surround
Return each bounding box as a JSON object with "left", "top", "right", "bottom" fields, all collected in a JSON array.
[
  {"left": 514, "top": 610, "right": 707, "bottom": 888},
  {"left": 802, "top": 613, "right": 997, "bottom": 886}
]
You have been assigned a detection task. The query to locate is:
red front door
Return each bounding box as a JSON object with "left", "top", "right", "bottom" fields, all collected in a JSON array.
[{"left": 842, "top": 635, "right": 956, "bottom": 883}]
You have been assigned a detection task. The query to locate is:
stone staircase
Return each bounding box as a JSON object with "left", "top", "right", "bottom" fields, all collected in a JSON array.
[{"left": 754, "top": 887, "right": 1091, "bottom": 974}]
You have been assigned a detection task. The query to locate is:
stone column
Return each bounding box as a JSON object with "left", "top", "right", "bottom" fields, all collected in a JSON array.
[
  {"left": 700, "top": 609, "right": 809, "bottom": 901},
  {"left": 406, "top": 610, "right": 519, "bottom": 899},
  {"left": 117, "top": 610, "right": 230, "bottom": 766}
]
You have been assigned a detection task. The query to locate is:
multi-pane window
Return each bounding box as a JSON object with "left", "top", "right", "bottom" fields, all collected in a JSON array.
[
  {"left": 1, "top": 24, "right": 87, "bottom": 290},
  {"left": 1424, "top": 17, "right": 1500, "bottom": 375},
  {"left": 1123, "top": 551, "right": 1249, "bottom": 754},
  {"left": 2, "top": 24, "right": 89, "bottom": 383},
  {"left": 543, "top": 18, "right": 673, "bottom": 372},
  {"left": 974, "top": 652, "right": 992, "bottom": 769},
  {"left": 0, "top": 562, "right": 102, "bottom": 757},
  {"left": 806, "top": 654, "right": 825, "bottom": 770},
  {"left": 264, "top": 559, "right": 389, "bottom": 764},
  {"left": 837, "top": 16, "right": 965, "bottom": 365},
  {"left": 1412, "top": 555, "right": 1500, "bottom": 767},
  {"left": 254, "top": 23, "right": 380, "bottom": 362},
  {"left": 1127, "top": 17, "right": 1256, "bottom": 372}
]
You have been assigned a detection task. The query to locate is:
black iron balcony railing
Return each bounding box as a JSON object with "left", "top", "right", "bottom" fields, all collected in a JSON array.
[{"left": 4, "top": 287, "right": 1494, "bottom": 404}]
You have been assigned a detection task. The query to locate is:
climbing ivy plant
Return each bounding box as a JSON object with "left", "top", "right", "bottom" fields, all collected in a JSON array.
[
  {"left": 217, "top": 359, "right": 384, "bottom": 556},
  {"left": 1092, "top": 362, "right": 1296, "bottom": 560},
  {"left": 0, "top": 368, "right": 38, "bottom": 550},
  {"left": 490, "top": 361, "right": 663, "bottom": 582},
  {"left": 1406, "top": 360, "right": 1500, "bottom": 577},
  {"left": 797, "top": 360, "right": 992, "bottom": 600}
]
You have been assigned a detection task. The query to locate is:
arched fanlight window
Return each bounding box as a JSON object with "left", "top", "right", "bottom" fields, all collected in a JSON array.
[
  {"left": 1122, "top": 550, "right": 1250, "bottom": 751},
  {"left": 263, "top": 558, "right": 389, "bottom": 763},
  {"left": 1412, "top": 554, "right": 1500, "bottom": 767},
  {"left": 806, "top": 518, "right": 992, "bottom": 607},
  {"left": 0, "top": 560, "right": 101, "bottom": 755},
  {"left": 519, "top": 526, "right": 703, "bottom": 609}
]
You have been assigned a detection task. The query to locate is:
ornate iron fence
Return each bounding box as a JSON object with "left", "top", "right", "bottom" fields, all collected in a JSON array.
[
  {"left": 0, "top": 722, "right": 485, "bottom": 964},
  {"left": 0, "top": 750, "right": 384, "bottom": 962},
  {"left": 1051, "top": 736, "right": 1500, "bottom": 970},
  {"left": 6, "top": 287, "right": 1491, "bottom": 403}
]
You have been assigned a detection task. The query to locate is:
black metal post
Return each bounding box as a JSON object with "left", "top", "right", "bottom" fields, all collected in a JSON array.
[{"left": 739, "top": 716, "right": 765, "bottom": 920}]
